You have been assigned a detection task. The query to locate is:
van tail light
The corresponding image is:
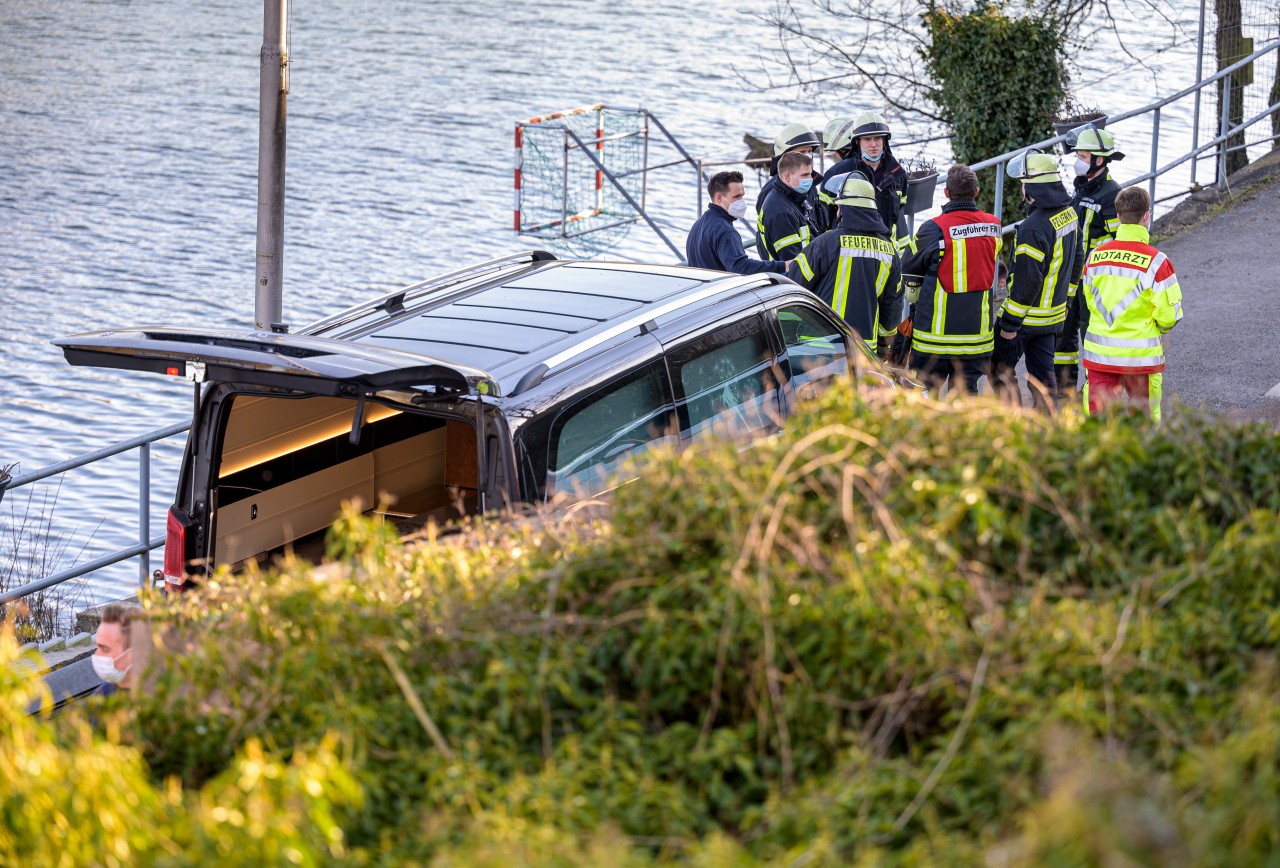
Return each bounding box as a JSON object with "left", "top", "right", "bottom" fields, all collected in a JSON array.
[{"left": 163, "top": 507, "right": 195, "bottom": 592}]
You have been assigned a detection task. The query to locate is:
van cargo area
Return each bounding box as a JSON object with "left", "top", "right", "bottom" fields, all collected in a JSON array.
[{"left": 212, "top": 394, "right": 477, "bottom": 567}]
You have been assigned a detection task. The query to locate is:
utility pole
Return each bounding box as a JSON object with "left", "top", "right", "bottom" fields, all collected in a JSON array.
[{"left": 255, "top": 0, "right": 288, "bottom": 331}]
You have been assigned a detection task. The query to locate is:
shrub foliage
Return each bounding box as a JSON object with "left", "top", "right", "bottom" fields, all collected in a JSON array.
[{"left": 5, "top": 385, "right": 1280, "bottom": 864}]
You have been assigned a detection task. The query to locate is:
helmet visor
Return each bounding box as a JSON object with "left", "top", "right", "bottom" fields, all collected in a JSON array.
[
  {"left": 1064, "top": 121, "right": 1100, "bottom": 151},
  {"left": 1006, "top": 150, "right": 1033, "bottom": 180}
]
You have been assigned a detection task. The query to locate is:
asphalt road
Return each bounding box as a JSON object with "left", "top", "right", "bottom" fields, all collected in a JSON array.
[{"left": 1159, "top": 167, "right": 1280, "bottom": 422}]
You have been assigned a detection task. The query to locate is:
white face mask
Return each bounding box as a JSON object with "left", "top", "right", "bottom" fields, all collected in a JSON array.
[
  {"left": 92, "top": 650, "right": 130, "bottom": 685},
  {"left": 1074, "top": 157, "right": 1092, "bottom": 177},
  {"left": 726, "top": 199, "right": 748, "bottom": 219}
]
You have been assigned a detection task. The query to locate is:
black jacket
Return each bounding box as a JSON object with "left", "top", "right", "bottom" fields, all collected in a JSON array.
[
  {"left": 686, "top": 204, "right": 787, "bottom": 275},
  {"left": 825, "top": 151, "right": 908, "bottom": 244},
  {"left": 757, "top": 180, "right": 820, "bottom": 262},
  {"left": 1070, "top": 170, "right": 1122, "bottom": 287},
  {"left": 786, "top": 207, "right": 902, "bottom": 343},
  {"left": 997, "top": 183, "right": 1078, "bottom": 336}
]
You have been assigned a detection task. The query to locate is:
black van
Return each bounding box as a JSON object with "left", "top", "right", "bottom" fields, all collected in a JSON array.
[{"left": 55, "top": 251, "right": 898, "bottom": 589}]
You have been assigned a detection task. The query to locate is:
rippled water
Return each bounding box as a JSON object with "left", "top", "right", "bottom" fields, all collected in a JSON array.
[{"left": 0, "top": 0, "right": 1216, "bottom": 602}]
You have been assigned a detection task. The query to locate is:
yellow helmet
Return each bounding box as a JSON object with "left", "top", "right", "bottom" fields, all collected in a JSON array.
[
  {"left": 1065, "top": 123, "right": 1125, "bottom": 160},
  {"left": 830, "top": 172, "right": 878, "bottom": 209},
  {"left": 1007, "top": 149, "right": 1061, "bottom": 184},
  {"left": 773, "top": 122, "right": 823, "bottom": 157}
]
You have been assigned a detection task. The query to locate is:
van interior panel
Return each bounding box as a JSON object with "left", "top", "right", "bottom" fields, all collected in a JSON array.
[{"left": 213, "top": 394, "right": 480, "bottom": 568}]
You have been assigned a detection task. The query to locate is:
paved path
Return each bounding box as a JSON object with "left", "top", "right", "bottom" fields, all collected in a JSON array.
[{"left": 1158, "top": 156, "right": 1280, "bottom": 421}]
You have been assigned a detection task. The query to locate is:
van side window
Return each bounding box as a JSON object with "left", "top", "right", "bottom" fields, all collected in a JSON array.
[
  {"left": 777, "top": 304, "right": 851, "bottom": 401},
  {"left": 668, "top": 316, "right": 784, "bottom": 440},
  {"left": 548, "top": 362, "right": 677, "bottom": 498}
]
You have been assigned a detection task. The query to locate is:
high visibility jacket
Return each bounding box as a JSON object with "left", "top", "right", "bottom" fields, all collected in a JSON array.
[
  {"left": 997, "top": 184, "right": 1078, "bottom": 336},
  {"left": 823, "top": 152, "right": 909, "bottom": 250},
  {"left": 1080, "top": 223, "right": 1183, "bottom": 374},
  {"left": 758, "top": 181, "right": 820, "bottom": 261},
  {"left": 903, "top": 202, "right": 1002, "bottom": 357},
  {"left": 757, "top": 168, "right": 829, "bottom": 234},
  {"left": 788, "top": 208, "right": 902, "bottom": 343}
]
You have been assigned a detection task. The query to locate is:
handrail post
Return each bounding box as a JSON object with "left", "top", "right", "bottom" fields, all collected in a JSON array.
[
  {"left": 1191, "top": 0, "right": 1207, "bottom": 187},
  {"left": 1217, "top": 71, "right": 1232, "bottom": 191},
  {"left": 1149, "top": 107, "right": 1161, "bottom": 204},
  {"left": 993, "top": 162, "right": 1006, "bottom": 225},
  {"left": 139, "top": 441, "right": 151, "bottom": 589}
]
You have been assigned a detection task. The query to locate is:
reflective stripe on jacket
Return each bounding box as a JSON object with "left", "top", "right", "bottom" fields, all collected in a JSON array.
[
  {"left": 1080, "top": 223, "right": 1183, "bottom": 374},
  {"left": 903, "top": 202, "right": 1003, "bottom": 357},
  {"left": 789, "top": 218, "right": 902, "bottom": 343},
  {"left": 997, "top": 188, "right": 1078, "bottom": 336},
  {"left": 757, "top": 182, "right": 818, "bottom": 261}
]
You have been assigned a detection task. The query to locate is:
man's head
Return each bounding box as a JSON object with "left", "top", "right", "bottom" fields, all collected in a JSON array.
[
  {"left": 850, "top": 111, "right": 892, "bottom": 164},
  {"left": 943, "top": 164, "right": 979, "bottom": 201},
  {"left": 778, "top": 151, "right": 814, "bottom": 192},
  {"left": 1067, "top": 124, "right": 1124, "bottom": 178},
  {"left": 93, "top": 603, "right": 142, "bottom": 689},
  {"left": 1115, "top": 186, "right": 1151, "bottom": 228},
  {"left": 708, "top": 171, "right": 746, "bottom": 215}
]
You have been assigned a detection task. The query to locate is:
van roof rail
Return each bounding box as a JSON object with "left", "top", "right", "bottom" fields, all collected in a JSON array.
[{"left": 304, "top": 250, "right": 558, "bottom": 336}]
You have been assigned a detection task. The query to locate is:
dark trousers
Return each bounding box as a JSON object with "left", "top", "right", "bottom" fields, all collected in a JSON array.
[
  {"left": 1055, "top": 293, "right": 1090, "bottom": 393},
  {"left": 910, "top": 351, "right": 989, "bottom": 395},
  {"left": 993, "top": 331, "right": 1058, "bottom": 410}
]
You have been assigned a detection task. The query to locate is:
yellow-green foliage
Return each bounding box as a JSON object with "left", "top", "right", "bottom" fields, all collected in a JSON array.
[{"left": 5, "top": 384, "right": 1280, "bottom": 865}]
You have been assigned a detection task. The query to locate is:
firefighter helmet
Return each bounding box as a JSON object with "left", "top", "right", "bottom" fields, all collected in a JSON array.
[
  {"left": 773, "top": 122, "right": 823, "bottom": 157},
  {"left": 1007, "top": 149, "right": 1061, "bottom": 184},
  {"left": 1065, "top": 123, "right": 1125, "bottom": 161},
  {"left": 823, "top": 116, "right": 857, "bottom": 154},
  {"left": 829, "top": 171, "right": 878, "bottom": 209},
  {"left": 850, "top": 111, "right": 892, "bottom": 144}
]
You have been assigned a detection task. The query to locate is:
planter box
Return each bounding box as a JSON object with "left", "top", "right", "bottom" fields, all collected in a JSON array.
[
  {"left": 1053, "top": 114, "right": 1107, "bottom": 139},
  {"left": 906, "top": 172, "right": 938, "bottom": 214}
]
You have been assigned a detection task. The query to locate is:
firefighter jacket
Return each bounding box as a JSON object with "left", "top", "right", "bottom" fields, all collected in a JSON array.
[
  {"left": 822, "top": 152, "right": 909, "bottom": 249},
  {"left": 997, "top": 183, "right": 1078, "bottom": 336},
  {"left": 1080, "top": 223, "right": 1182, "bottom": 374},
  {"left": 1056, "top": 170, "right": 1123, "bottom": 366},
  {"left": 787, "top": 207, "right": 902, "bottom": 343},
  {"left": 757, "top": 169, "right": 829, "bottom": 235},
  {"left": 758, "top": 179, "right": 821, "bottom": 262},
  {"left": 686, "top": 204, "right": 787, "bottom": 275},
  {"left": 902, "top": 201, "right": 1003, "bottom": 358}
]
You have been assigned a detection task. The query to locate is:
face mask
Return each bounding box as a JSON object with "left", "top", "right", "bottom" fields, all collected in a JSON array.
[
  {"left": 861, "top": 151, "right": 882, "bottom": 163},
  {"left": 1074, "top": 158, "right": 1092, "bottom": 177},
  {"left": 92, "top": 650, "right": 130, "bottom": 685},
  {"left": 795, "top": 178, "right": 813, "bottom": 195},
  {"left": 726, "top": 199, "right": 748, "bottom": 219}
]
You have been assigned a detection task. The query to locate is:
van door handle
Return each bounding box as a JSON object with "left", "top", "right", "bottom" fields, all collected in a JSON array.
[{"left": 251, "top": 503, "right": 258, "bottom": 520}]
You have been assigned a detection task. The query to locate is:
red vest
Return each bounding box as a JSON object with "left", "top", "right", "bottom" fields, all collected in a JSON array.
[{"left": 932, "top": 209, "right": 1001, "bottom": 293}]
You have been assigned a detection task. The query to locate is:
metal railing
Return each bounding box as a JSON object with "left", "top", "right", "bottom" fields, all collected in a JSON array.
[
  {"left": 0, "top": 421, "right": 189, "bottom": 605},
  {"left": 973, "top": 36, "right": 1280, "bottom": 230}
]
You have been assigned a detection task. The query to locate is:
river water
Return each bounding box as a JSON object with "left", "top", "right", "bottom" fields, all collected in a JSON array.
[{"left": 0, "top": 0, "right": 1249, "bottom": 605}]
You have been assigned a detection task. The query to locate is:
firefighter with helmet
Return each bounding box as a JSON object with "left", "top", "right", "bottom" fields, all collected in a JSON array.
[
  {"left": 992, "top": 149, "right": 1078, "bottom": 411},
  {"left": 1055, "top": 123, "right": 1125, "bottom": 396},
  {"left": 820, "top": 112, "right": 908, "bottom": 250},
  {"left": 786, "top": 171, "right": 902, "bottom": 352},
  {"left": 755, "top": 122, "right": 826, "bottom": 221}
]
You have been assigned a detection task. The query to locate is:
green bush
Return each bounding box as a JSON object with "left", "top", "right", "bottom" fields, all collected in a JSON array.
[
  {"left": 5, "top": 384, "right": 1280, "bottom": 864},
  {"left": 923, "top": 5, "right": 1070, "bottom": 221}
]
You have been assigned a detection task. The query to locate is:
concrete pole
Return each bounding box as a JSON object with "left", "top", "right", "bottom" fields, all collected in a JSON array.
[{"left": 255, "top": 0, "right": 288, "bottom": 331}]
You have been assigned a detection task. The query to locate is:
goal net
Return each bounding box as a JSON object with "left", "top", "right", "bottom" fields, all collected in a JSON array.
[{"left": 514, "top": 105, "right": 649, "bottom": 256}]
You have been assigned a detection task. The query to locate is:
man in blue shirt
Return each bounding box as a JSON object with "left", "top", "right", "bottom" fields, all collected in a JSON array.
[{"left": 686, "top": 171, "right": 787, "bottom": 275}]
